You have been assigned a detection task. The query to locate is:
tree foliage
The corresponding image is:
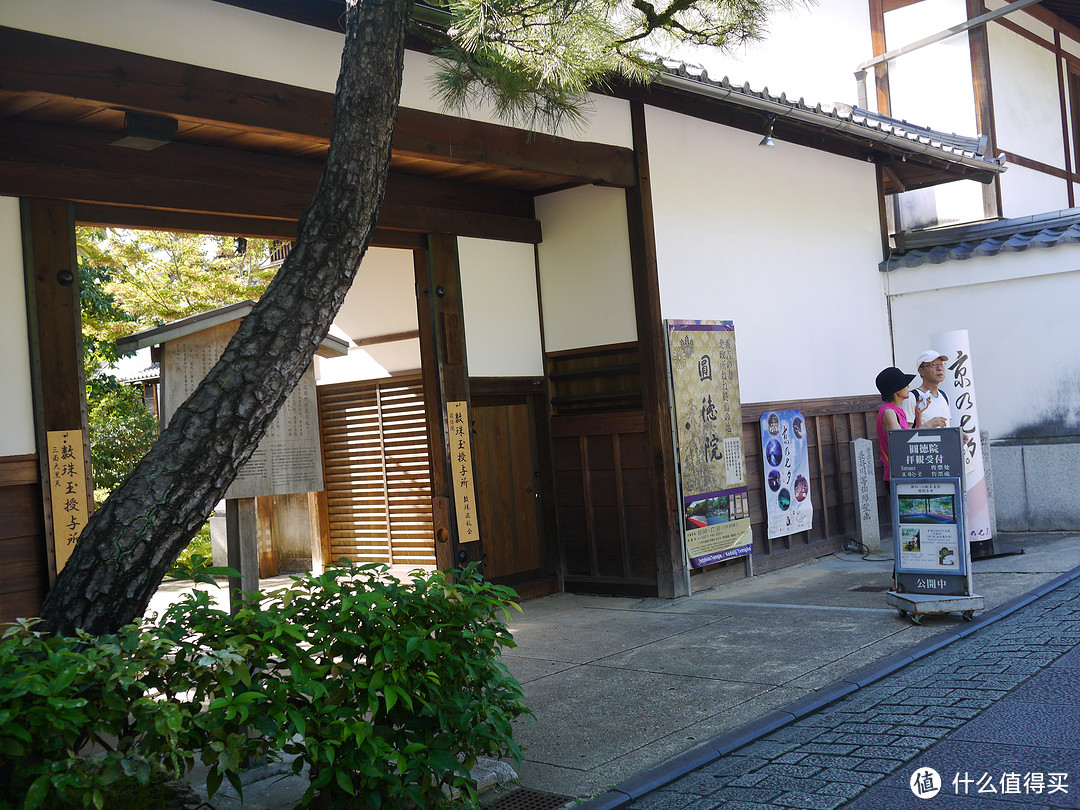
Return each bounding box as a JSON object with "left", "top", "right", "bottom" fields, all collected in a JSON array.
[{"left": 426, "top": 0, "right": 799, "bottom": 130}]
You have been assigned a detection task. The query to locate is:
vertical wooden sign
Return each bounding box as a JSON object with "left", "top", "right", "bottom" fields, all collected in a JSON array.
[
  {"left": 446, "top": 400, "right": 479, "bottom": 545},
  {"left": 46, "top": 429, "right": 89, "bottom": 572}
]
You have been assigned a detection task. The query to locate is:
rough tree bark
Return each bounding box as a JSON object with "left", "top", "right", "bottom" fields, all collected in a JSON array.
[{"left": 38, "top": 0, "right": 413, "bottom": 636}]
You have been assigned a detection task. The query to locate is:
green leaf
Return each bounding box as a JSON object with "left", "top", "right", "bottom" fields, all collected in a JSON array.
[
  {"left": 24, "top": 775, "right": 50, "bottom": 810},
  {"left": 335, "top": 768, "right": 355, "bottom": 795}
]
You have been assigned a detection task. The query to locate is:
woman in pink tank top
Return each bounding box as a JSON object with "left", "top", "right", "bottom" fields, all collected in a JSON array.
[{"left": 875, "top": 366, "right": 916, "bottom": 482}]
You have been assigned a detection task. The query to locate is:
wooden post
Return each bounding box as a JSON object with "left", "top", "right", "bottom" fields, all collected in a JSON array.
[
  {"left": 625, "top": 103, "right": 687, "bottom": 598},
  {"left": 225, "top": 497, "right": 259, "bottom": 613},
  {"left": 414, "top": 235, "right": 480, "bottom": 572},
  {"left": 21, "top": 199, "right": 94, "bottom": 584}
]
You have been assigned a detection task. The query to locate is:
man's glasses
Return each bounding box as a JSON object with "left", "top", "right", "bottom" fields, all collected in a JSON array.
[{"left": 921, "top": 362, "right": 945, "bottom": 370}]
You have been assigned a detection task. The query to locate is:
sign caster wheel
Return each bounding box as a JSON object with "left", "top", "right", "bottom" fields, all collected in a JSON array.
[{"left": 962, "top": 611, "right": 975, "bottom": 622}]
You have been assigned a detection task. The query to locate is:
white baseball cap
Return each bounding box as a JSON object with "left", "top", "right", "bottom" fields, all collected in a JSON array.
[{"left": 916, "top": 349, "right": 948, "bottom": 367}]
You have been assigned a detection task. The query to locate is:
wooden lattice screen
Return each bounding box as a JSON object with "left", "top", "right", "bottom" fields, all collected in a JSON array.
[{"left": 316, "top": 376, "right": 435, "bottom": 567}]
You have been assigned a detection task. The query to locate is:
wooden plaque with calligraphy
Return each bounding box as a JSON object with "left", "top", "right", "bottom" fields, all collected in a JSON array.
[
  {"left": 46, "top": 429, "right": 90, "bottom": 572},
  {"left": 446, "top": 400, "right": 480, "bottom": 546}
]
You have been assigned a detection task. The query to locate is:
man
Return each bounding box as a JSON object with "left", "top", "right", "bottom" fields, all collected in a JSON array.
[{"left": 904, "top": 349, "right": 950, "bottom": 428}]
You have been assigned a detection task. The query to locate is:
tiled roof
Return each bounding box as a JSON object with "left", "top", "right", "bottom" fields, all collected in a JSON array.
[
  {"left": 881, "top": 208, "right": 1080, "bottom": 271},
  {"left": 646, "top": 54, "right": 1006, "bottom": 174}
]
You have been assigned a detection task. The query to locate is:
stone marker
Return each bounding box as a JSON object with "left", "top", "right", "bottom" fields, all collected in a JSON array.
[
  {"left": 850, "top": 438, "right": 881, "bottom": 552},
  {"left": 981, "top": 429, "right": 997, "bottom": 538}
]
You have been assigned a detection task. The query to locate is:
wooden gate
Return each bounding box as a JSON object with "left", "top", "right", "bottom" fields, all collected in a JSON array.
[{"left": 316, "top": 376, "right": 435, "bottom": 567}]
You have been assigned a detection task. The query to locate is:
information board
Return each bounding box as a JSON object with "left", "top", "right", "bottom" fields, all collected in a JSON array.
[
  {"left": 887, "top": 428, "right": 970, "bottom": 597},
  {"left": 667, "top": 320, "right": 752, "bottom": 567},
  {"left": 161, "top": 320, "right": 324, "bottom": 499}
]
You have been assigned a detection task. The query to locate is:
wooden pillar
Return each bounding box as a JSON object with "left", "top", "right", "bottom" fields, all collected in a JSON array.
[
  {"left": 21, "top": 199, "right": 93, "bottom": 583},
  {"left": 225, "top": 497, "right": 258, "bottom": 613},
  {"left": 625, "top": 103, "right": 687, "bottom": 598},
  {"left": 414, "top": 235, "right": 480, "bottom": 571}
]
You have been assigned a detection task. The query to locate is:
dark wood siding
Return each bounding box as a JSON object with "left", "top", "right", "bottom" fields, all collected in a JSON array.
[
  {"left": 0, "top": 454, "right": 48, "bottom": 623},
  {"left": 552, "top": 412, "right": 657, "bottom": 594}
]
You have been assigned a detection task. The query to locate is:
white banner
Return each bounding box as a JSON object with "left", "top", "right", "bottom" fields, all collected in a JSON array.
[{"left": 931, "top": 329, "right": 992, "bottom": 544}]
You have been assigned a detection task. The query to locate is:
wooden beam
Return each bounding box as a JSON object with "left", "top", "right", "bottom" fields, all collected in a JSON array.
[
  {"left": 73, "top": 203, "right": 428, "bottom": 248},
  {"left": 968, "top": 0, "right": 1003, "bottom": 219},
  {"left": 625, "top": 102, "right": 686, "bottom": 599},
  {"left": 0, "top": 25, "right": 635, "bottom": 187},
  {"left": 352, "top": 330, "right": 421, "bottom": 347}
]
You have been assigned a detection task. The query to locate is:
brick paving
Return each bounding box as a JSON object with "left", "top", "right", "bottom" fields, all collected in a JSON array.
[{"left": 627, "top": 577, "right": 1080, "bottom": 810}]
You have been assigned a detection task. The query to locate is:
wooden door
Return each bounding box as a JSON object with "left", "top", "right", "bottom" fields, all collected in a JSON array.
[{"left": 470, "top": 394, "right": 545, "bottom": 582}]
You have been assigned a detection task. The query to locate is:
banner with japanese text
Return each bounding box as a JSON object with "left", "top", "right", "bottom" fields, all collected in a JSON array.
[
  {"left": 759, "top": 410, "right": 813, "bottom": 539},
  {"left": 931, "top": 329, "right": 992, "bottom": 545},
  {"left": 667, "top": 320, "right": 752, "bottom": 567}
]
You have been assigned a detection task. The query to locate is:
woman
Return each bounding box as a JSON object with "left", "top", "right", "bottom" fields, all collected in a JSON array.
[{"left": 875, "top": 366, "right": 916, "bottom": 482}]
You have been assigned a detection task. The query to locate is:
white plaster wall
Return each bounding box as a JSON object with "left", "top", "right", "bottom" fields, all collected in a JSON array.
[
  {"left": 999, "top": 164, "right": 1071, "bottom": 219},
  {"left": 315, "top": 247, "right": 419, "bottom": 382},
  {"left": 672, "top": 0, "right": 872, "bottom": 110},
  {"left": 458, "top": 238, "right": 544, "bottom": 377},
  {"left": 884, "top": 0, "right": 985, "bottom": 229},
  {"left": 645, "top": 106, "right": 890, "bottom": 403},
  {"left": 534, "top": 186, "right": 637, "bottom": 353},
  {"left": 884, "top": 246, "right": 1080, "bottom": 439},
  {"left": 0, "top": 197, "right": 36, "bottom": 456},
  {"left": 988, "top": 23, "right": 1063, "bottom": 171},
  {"left": 0, "top": 0, "right": 630, "bottom": 147}
]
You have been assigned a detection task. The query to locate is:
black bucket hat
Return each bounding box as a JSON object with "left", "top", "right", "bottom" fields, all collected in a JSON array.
[{"left": 875, "top": 366, "right": 916, "bottom": 401}]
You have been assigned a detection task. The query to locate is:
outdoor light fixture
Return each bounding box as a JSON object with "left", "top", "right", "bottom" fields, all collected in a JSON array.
[
  {"left": 110, "top": 112, "right": 178, "bottom": 150},
  {"left": 759, "top": 116, "right": 777, "bottom": 149}
]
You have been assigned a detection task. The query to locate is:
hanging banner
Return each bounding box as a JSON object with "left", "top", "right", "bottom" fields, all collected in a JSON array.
[
  {"left": 759, "top": 410, "right": 813, "bottom": 539},
  {"left": 667, "top": 320, "right": 752, "bottom": 567},
  {"left": 931, "top": 329, "right": 991, "bottom": 545}
]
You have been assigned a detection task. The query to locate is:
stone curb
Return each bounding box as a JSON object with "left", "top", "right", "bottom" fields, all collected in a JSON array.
[{"left": 576, "top": 564, "right": 1080, "bottom": 809}]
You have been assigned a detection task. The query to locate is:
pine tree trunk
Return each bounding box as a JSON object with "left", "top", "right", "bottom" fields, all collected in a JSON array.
[{"left": 38, "top": 0, "right": 412, "bottom": 636}]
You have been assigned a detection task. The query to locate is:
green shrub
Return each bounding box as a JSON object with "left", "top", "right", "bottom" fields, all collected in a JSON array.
[
  {"left": 88, "top": 385, "right": 158, "bottom": 494},
  {"left": 0, "top": 563, "right": 528, "bottom": 810},
  {"left": 0, "top": 621, "right": 190, "bottom": 810}
]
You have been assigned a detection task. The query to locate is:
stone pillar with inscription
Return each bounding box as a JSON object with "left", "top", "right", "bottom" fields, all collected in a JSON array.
[{"left": 849, "top": 438, "right": 881, "bottom": 553}]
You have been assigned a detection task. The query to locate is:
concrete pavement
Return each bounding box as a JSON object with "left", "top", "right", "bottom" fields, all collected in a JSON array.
[
  {"left": 144, "top": 531, "right": 1080, "bottom": 807},
  {"left": 608, "top": 558, "right": 1080, "bottom": 809},
  {"left": 500, "top": 532, "right": 1080, "bottom": 803}
]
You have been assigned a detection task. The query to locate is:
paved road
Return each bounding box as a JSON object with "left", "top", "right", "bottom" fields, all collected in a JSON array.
[{"left": 626, "top": 576, "right": 1080, "bottom": 810}]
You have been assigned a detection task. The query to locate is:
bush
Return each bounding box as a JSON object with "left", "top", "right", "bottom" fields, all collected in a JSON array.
[
  {"left": 0, "top": 564, "right": 528, "bottom": 810},
  {"left": 88, "top": 386, "right": 158, "bottom": 493}
]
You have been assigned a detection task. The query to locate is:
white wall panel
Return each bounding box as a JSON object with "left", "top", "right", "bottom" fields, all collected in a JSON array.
[
  {"left": 0, "top": 197, "right": 36, "bottom": 456},
  {"left": 316, "top": 247, "right": 419, "bottom": 382},
  {"left": 887, "top": 251, "right": 1080, "bottom": 439},
  {"left": 644, "top": 106, "right": 890, "bottom": 403},
  {"left": 459, "top": 238, "right": 544, "bottom": 377},
  {"left": 999, "top": 164, "right": 1070, "bottom": 219},
  {"left": 534, "top": 186, "right": 637, "bottom": 353},
  {"left": 988, "top": 23, "right": 1064, "bottom": 171}
]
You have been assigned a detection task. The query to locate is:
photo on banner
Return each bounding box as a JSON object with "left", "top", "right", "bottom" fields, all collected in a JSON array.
[
  {"left": 759, "top": 410, "right": 813, "bottom": 539},
  {"left": 667, "top": 320, "right": 752, "bottom": 567}
]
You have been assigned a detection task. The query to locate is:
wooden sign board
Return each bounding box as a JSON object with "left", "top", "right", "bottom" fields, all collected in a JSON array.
[
  {"left": 46, "top": 429, "right": 90, "bottom": 572},
  {"left": 160, "top": 320, "right": 324, "bottom": 499}
]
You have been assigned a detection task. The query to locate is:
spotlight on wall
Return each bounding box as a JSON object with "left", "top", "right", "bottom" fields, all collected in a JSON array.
[
  {"left": 110, "top": 112, "right": 178, "bottom": 150},
  {"left": 759, "top": 115, "right": 777, "bottom": 149}
]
